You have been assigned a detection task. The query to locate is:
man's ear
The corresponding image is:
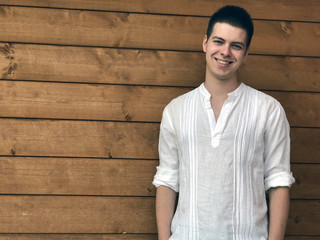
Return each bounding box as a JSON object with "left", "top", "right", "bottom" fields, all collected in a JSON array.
[{"left": 202, "top": 35, "right": 208, "bottom": 53}]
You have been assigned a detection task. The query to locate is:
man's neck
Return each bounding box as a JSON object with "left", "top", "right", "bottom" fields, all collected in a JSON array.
[
  {"left": 204, "top": 75, "right": 241, "bottom": 97},
  {"left": 204, "top": 75, "right": 241, "bottom": 120}
]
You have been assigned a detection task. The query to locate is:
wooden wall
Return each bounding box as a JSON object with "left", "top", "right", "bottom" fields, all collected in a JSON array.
[{"left": 0, "top": 0, "right": 319, "bottom": 239}]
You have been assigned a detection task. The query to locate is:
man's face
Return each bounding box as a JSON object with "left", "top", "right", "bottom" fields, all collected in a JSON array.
[{"left": 202, "top": 22, "right": 249, "bottom": 82}]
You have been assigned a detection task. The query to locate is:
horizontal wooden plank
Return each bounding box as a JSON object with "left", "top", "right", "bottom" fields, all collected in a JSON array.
[
  {"left": 0, "top": 119, "right": 160, "bottom": 159},
  {"left": 0, "top": 81, "right": 189, "bottom": 122},
  {"left": 1, "top": 43, "right": 319, "bottom": 92},
  {"left": 290, "top": 164, "right": 320, "bottom": 199},
  {"left": 0, "top": 157, "right": 157, "bottom": 196},
  {"left": 0, "top": 81, "right": 318, "bottom": 127},
  {"left": 0, "top": 234, "right": 317, "bottom": 240},
  {"left": 0, "top": 196, "right": 157, "bottom": 233},
  {"left": 266, "top": 91, "right": 319, "bottom": 128},
  {"left": 290, "top": 128, "right": 320, "bottom": 164},
  {"left": 0, "top": 43, "right": 206, "bottom": 87},
  {"left": 0, "top": 157, "right": 318, "bottom": 199},
  {"left": 0, "top": 7, "right": 319, "bottom": 56},
  {"left": 285, "top": 237, "right": 320, "bottom": 240},
  {"left": 287, "top": 200, "right": 320, "bottom": 235},
  {"left": 0, "top": 196, "right": 318, "bottom": 235},
  {"left": 0, "top": 0, "right": 319, "bottom": 22},
  {"left": 252, "top": 21, "right": 320, "bottom": 57},
  {"left": 241, "top": 55, "right": 320, "bottom": 92},
  {"left": 0, "top": 234, "right": 158, "bottom": 240},
  {"left": 0, "top": 120, "right": 318, "bottom": 163}
]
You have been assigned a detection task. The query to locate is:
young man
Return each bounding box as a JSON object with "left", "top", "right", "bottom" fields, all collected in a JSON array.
[{"left": 153, "top": 5, "right": 295, "bottom": 240}]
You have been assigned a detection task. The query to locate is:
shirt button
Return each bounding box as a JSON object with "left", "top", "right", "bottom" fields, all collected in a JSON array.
[{"left": 211, "top": 139, "right": 219, "bottom": 148}]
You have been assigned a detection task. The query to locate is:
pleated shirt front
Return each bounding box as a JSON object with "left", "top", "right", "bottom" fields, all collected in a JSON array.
[{"left": 153, "top": 83, "right": 295, "bottom": 240}]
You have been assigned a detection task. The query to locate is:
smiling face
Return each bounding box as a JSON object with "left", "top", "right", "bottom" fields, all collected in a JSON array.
[{"left": 203, "top": 22, "right": 249, "bottom": 83}]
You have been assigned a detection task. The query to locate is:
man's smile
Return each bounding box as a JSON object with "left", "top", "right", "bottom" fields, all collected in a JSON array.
[{"left": 214, "top": 58, "right": 233, "bottom": 66}]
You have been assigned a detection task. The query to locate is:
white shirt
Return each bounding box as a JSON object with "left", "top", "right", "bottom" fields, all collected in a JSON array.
[{"left": 153, "top": 83, "right": 295, "bottom": 240}]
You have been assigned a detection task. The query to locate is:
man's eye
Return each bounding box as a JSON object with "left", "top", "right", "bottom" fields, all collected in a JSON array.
[
  {"left": 213, "top": 40, "right": 223, "bottom": 45},
  {"left": 232, "top": 45, "right": 243, "bottom": 50}
]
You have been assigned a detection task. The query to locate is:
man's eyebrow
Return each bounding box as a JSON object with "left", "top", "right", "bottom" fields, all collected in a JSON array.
[{"left": 212, "top": 36, "right": 225, "bottom": 41}]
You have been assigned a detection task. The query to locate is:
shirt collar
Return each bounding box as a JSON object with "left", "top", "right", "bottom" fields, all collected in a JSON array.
[
  {"left": 199, "top": 82, "right": 246, "bottom": 100},
  {"left": 199, "top": 83, "right": 211, "bottom": 101}
]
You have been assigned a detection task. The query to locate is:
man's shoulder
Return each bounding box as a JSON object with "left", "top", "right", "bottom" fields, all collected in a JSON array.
[
  {"left": 243, "top": 84, "right": 285, "bottom": 116},
  {"left": 244, "top": 84, "right": 280, "bottom": 105},
  {"left": 166, "top": 86, "right": 200, "bottom": 109}
]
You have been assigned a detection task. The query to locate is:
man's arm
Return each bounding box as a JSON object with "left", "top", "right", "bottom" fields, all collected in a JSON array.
[
  {"left": 268, "top": 187, "right": 290, "bottom": 240},
  {"left": 156, "top": 185, "right": 177, "bottom": 240}
]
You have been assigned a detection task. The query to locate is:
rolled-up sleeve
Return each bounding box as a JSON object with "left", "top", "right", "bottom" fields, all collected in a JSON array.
[
  {"left": 152, "top": 106, "right": 179, "bottom": 192},
  {"left": 264, "top": 102, "right": 295, "bottom": 191}
]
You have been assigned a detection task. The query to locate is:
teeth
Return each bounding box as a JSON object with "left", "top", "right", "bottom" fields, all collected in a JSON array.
[{"left": 216, "top": 59, "right": 230, "bottom": 65}]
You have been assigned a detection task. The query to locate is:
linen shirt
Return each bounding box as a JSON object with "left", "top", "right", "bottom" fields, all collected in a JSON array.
[{"left": 153, "top": 83, "right": 295, "bottom": 240}]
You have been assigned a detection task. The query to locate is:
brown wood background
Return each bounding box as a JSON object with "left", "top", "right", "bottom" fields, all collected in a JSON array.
[{"left": 0, "top": 0, "right": 319, "bottom": 239}]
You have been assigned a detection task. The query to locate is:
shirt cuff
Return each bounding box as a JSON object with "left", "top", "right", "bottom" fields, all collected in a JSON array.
[
  {"left": 152, "top": 166, "right": 179, "bottom": 192},
  {"left": 265, "top": 171, "right": 295, "bottom": 191}
]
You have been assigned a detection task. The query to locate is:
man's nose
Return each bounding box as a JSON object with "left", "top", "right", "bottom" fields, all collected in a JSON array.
[{"left": 220, "top": 44, "right": 231, "bottom": 56}]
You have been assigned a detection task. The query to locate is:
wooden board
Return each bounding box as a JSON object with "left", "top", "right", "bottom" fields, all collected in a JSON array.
[
  {"left": 285, "top": 238, "right": 320, "bottom": 240},
  {"left": 0, "top": 234, "right": 158, "bottom": 240},
  {"left": 0, "top": 119, "right": 318, "bottom": 163},
  {"left": 0, "top": 6, "right": 319, "bottom": 56},
  {"left": 0, "top": 234, "right": 317, "bottom": 240},
  {"left": 0, "top": 157, "right": 318, "bottom": 199},
  {"left": 0, "top": 43, "right": 206, "bottom": 87},
  {"left": 0, "top": 119, "right": 160, "bottom": 159},
  {"left": 0, "top": 0, "right": 319, "bottom": 22},
  {"left": 266, "top": 91, "right": 320, "bottom": 128},
  {"left": 0, "top": 157, "right": 158, "bottom": 196},
  {"left": 290, "top": 164, "right": 320, "bottom": 199},
  {"left": 287, "top": 200, "right": 320, "bottom": 235},
  {"left": 290, "top": 128, "right": 320, "bottom": 164},
  {"left": 241, "top": 55, "right": 320, "bottom": 92},
  {"left": 0, "top": 81, "right": 318, "bottom": 127},
  {"left": 0, "top": 196, "right": 157, "bottom": 233},
  {"left": 0, "top": 1, "right": 317, "bottom": 239},
  {"left": 1, "top": 43, "right": 319, "bottom": 92},
  {"left": 0, "top": 81, "right": 190, "bottom": 122},
  {"left": 0, "top": 196, "right": 318, "bottom": 235}
]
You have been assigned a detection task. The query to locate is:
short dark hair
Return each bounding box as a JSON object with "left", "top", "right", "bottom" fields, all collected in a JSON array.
[{"left": 206, "top": 5, "right": 254, "bottom": 48}]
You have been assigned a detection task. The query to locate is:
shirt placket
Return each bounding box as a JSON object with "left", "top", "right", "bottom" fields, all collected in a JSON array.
[{"left": 208, "top": 96, "right": 234, "bottom": 148}]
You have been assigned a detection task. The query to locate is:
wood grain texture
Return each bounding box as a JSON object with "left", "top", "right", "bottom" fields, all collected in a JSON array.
[
  {"left": 0, "top": 1, "right": 318, "bottom": 238},
  {"left": 1, "top": 43, "right": 319, "bottom": 92},
  {"left": 285, "top": 237, "right": 320, "bottom": 240},
  {"left": 0, "top": 197, "right": 318, "bottom": 235},
  {"left": 0, "top": 80, "right": 190, "bottom": 122},
  {"left": 266, "top": 91, "right": 320, "bottom": 128},
  {"left": 0, "top": 6, "right": 319, "bottom": 56},
  {"left": 0, "top": 80, "right": 318, "bottom": 127},
  {"left": 0, "top": 119, "right": 160, "bottom": 159},
  {"left": 251, "top": 21, "right": 320, "bottom": 57},
  {"left": 241, "top": 55, "right": 320, "bottom": 92},
  {"left": 0, "top": 157, "right": 318, "bottom": 199},
  {"left": 290, "top": 128, "right": 320, "bottom": 164},
  {"left": 0, "top": 196, "right": 157, "bottom": 233},
  {"left": 0, "top": 235, "right": 317, "bottom": 240},
  {"left": 290, "top": 164, "right": 320, "bottom": 199},
  {"left": 0, "top": 157, "right": 157, "bottom": 196},
  {"left": 0, "top": 119, "right": 318, "bottom": 163},
  {"left": 0, "top": 43, "right": 205, "bottom": 87},
  {"left": 0, "top": 0, "right": 319, "bottom": 22},
  {"left": 287, "top": 200, "right": 320, "bottom": 235},
  {"left": 0, "top": 234, "right": 158, "bottom": 240}
]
